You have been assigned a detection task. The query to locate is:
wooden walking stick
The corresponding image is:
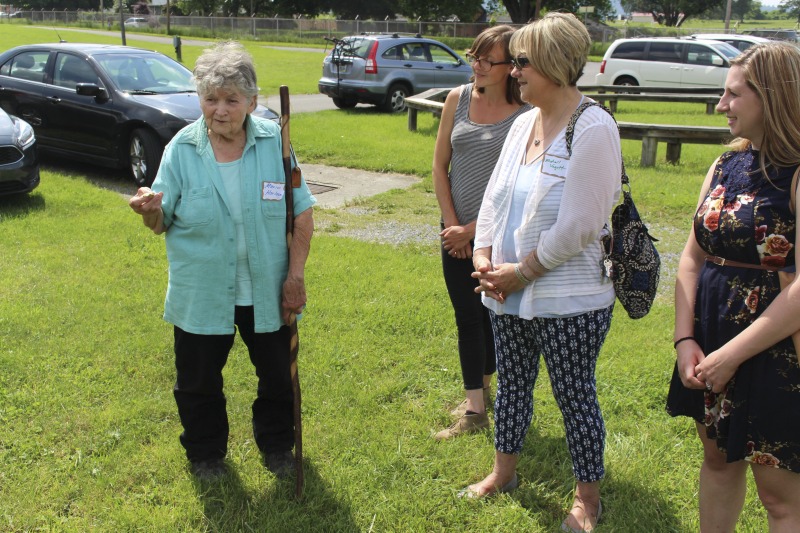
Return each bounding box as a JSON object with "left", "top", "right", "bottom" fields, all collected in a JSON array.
[{"left": 279, "top": 85, "right": 304, "bottom": 498}]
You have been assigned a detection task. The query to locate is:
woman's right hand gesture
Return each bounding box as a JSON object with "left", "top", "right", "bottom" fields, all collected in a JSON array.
[
  {"left": 676, "top": 339, "right": 707, "bottom": 389},
  {"left": 129, "top": 187, "right": 162, "bottom": 214},
  {"left": 129, "top": 187, "right": 165, "bottom": 233}
]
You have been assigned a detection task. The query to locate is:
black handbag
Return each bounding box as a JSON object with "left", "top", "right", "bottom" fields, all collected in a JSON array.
[{"left": 566, "top": 102, "right": 660, "bottom": 319}]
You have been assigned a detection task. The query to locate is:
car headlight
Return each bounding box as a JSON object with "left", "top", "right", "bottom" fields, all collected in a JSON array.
[{"left": 12, "top": 116, "right": 35, "bottom": 150}]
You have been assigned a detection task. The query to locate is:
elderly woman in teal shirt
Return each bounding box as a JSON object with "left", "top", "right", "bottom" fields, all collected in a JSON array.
[{"left": 129, "top": 41, "right": 315, "bottom": 480}]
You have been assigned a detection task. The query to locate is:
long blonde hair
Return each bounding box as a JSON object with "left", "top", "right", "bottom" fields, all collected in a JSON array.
[{"left": 727, "top": 42, "right": 800, "bottom": 176}]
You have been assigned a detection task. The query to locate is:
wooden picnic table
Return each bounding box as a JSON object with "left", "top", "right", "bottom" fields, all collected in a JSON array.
[
  {"left": 404, "top": 86, "right": 731, "bottom": 166},
  {"left": 583, "top": 93, "right": 722, "bottom": 115}
]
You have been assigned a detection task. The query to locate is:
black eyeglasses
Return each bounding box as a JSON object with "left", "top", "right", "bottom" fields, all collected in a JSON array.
[
  {"left": 510, "top": 56, "right": 531, "bottom": 70},
  {"left": 465, "top": 54, "right": 512, "bottom": 70}
]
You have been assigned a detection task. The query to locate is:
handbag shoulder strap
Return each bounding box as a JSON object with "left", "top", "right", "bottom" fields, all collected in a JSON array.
[{"left": 565, "top": 100, "right": 629, "bottom": 187}]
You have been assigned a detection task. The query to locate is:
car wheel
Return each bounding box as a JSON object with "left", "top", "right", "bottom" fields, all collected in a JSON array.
[
  {"left": 382, "top": 83, "right": 410, "bottom": 113},
  {"left": 614, "top": 76, "right": 639, "bottom": 87},
  {"left": 129, "top": 128, "right": 162, "bottom": 187},
  {"left": 613, "top": 76, "right": 639, "bottom": 94},
  {"left": 332, "top": 97, "right": 357, "bottom": 109}
]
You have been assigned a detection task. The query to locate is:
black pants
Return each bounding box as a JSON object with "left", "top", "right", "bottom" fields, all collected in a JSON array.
[
  {"left": 441, "top": 243, "right": 496, "bottom": 390},
  {"left": 173, "top": 306, "right": 294, "bottom": 463}
]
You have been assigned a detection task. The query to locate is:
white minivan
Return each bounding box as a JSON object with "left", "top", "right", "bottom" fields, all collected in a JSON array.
[
  {"left": 595, "top": 37, "right": 741, "bottom": 88},
  {"left": 690, "top": 33, "right": 770, "bottom": 52}
]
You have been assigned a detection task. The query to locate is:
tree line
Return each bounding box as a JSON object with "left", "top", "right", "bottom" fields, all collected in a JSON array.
[{"left": 13, "top": 0, "right": 800, "bottom": 25}]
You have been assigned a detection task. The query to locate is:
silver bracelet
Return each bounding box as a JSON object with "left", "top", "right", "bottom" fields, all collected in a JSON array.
[{"left": 514, "top": 263, "right": 533, "bottom": 285}]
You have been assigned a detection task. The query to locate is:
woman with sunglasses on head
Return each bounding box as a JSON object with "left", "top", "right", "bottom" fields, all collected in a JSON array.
[
  {"left": 667, "top": 42, "right": 800, "bottom": 531},
  {"left": 432, "top": 25, "right": 530, "bottom": 440},
  {"left": 462, "top": 14, "right": 621, "bottom": 533}
]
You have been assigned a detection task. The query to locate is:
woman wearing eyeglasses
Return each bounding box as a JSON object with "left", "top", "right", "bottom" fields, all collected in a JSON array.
[
  {"left": 462, "top": 14, "right": 621, "bottom": 533},
  {"left": 432, "top": 25, "right": 530, "bottom": 440}
]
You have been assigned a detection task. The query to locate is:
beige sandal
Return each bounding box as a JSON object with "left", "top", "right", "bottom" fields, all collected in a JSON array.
[
  {"left": 434, "top": 411, "right": 489, "bottom": 440},
  {"left": 450, "top": 387, "right": 491, "bottom": 417},
  {"left": 561, "top": 497, "right": 602, "bottom": 533}
]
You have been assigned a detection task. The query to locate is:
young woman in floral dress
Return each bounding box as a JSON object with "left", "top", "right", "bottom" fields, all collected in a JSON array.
[{"left": 667, "top": 42, "right": 800, "bottom": 531}]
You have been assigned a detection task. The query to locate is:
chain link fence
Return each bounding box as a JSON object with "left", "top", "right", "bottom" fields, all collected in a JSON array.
[{"left": 5, "top": 10, "right": 629, "bottom": 43}]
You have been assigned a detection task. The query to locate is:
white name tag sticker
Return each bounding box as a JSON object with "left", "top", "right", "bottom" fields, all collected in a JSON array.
[
  {"left": 541, "top": 154, "right": 568, "bottom": 179},
  {"left": 262, "top": 181, "right": 285, "bottom": 201}
]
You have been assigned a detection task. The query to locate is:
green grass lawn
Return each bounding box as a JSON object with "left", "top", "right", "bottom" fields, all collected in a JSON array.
[
  {"left": 0, "top": 23, "right": 777, "bottom": 531},
  {"left": 0, "top": 25, "right": 327, "bottom": 95}
]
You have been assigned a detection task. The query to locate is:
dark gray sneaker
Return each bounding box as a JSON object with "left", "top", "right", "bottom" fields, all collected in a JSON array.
[
  {"left": 264, "top": 450, "right": 294, "bottom": 479},
  {"left": 190, "top": 459, "right": 228, "bottom": 480}
]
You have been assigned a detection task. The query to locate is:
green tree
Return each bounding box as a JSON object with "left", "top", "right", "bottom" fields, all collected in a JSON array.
[
  {"left": 174, "top": 0, "right": 218, "bottom": 16},
  {"left": 22, "top": 0, "right": 104, "bottom": 9},
  {"left": 398, "top": 0, "right": 485, "bottom": 22},
  {"left": 779, "top": 0, "right": 800, "bottom": 22},
  {"left": 622, "top": 0, "right": 724, "bottom": 25},
  {"left": 731, "top": 0, "right": 754, "bottom": 22},
  {"left": 323, "top": 0, "right": 397, "bottom": 19},
  {"left": 499, "top": 0, "right": 614, "bottom": 23},
  {"left": 268, "top": 0, "right": 330, "bottom": 17}
]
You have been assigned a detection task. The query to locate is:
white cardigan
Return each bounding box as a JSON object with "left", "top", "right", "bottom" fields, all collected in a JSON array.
[{"left": 474, "top": 104, "right": 621, "bottom": 318}]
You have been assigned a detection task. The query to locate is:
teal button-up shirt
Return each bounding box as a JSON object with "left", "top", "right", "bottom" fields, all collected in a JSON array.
[{"left": 152, "top": 115, "right": 316, "bottom": 334}]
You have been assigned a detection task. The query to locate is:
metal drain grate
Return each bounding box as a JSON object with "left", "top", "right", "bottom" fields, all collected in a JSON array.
[{"left": 307, "top": 182, "right": 337, "bottom": 195}]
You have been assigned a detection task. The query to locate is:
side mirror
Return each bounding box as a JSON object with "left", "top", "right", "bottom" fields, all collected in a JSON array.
[
  {"left": 711, "top": 55, "right": 724, "bottom": 67},
  {"left": 76, "top": 83, "right": 108, "bottom": 100}
]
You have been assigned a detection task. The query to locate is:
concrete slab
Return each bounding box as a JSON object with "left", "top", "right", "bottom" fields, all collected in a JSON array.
[{"left": 299, "top": 163, "right": 420, "bottom": 208}]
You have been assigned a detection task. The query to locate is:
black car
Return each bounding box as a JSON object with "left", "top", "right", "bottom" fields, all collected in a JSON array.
[
  {"left": 0, "top": 43, "right": 278, "bottom": 186},
  {"left": 0, "top": 106, "right": 39, "bottom": 196}
]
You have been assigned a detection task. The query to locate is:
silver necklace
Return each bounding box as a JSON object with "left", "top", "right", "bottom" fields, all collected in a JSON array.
[{"left": 532, "top": 101, "right": 574, "bottom": 147}]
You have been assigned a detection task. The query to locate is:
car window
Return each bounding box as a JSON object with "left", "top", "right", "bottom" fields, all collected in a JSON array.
[
  {"left": 708, "top": 42, "right": 740, "bottom": 60},
  {"left": 722, "top": 40, "right": 748, "bottom": 51},
  {"left": 1, "top": 52, "right": 49, "bottom": 83},
  {"left": 686, "top": 44, "right": 717, "bottom": 66},
  {"left": 610, "top": 42, "right": 646, "bottom": 60},
  {"left": 53, "top": 54, "right": 100, "bottom": 89},
  {"left": 95, "top": 54, "right": 195, "bottom": 93},
  {"left": 648, "top": 42, "right": 683, "bottom": 63},
  {"left": 381, "top": 45, "right": 405, "bottom": 61},
  {"left": 429, "top": 44, "right": 460, "bottom": 64},
  {"left": 404, "top": 43, "right": 429, "bottom": 62},
  {"left": 342, "top": 38, "right": 371, "bottom": 58}
]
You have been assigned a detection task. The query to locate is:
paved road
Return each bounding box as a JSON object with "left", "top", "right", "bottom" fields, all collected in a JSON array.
[
  {"left": 42, "top": 26, "right": 600, "bottom": 113},
  {"left": 265, "top": 62, "right": 602, "bottom": 114},
  {"left": 34, "top": 27, "right": 598, "bottom": 205}
]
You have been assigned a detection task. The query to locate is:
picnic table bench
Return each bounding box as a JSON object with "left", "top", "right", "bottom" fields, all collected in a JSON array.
[
  {"left": 404, "top": 87, "right": 450, "bottom": 132},
  {"left": 404, "top": 86, "right": 731, "bottom": 167},
  {"left": 583, "top": 93, "right": 722, "bottom": 114},
  {"left": 617, "top": 122, "right": 731, "bottom": 166}
]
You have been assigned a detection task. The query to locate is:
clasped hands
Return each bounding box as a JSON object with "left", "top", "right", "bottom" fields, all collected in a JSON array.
[
  {"left": 471, "top": 258, "right": 526, "bottom": 303},
  {"left": 676, "top": 340, "right": 737, "bottom": 394},
  {"left": 440, "top": 224, "right": 473, "bottom": 260}
]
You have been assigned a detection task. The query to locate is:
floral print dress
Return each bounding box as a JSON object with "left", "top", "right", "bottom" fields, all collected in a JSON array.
[{"left": 666, "top": 148, "right": 800, "bottom": 473}]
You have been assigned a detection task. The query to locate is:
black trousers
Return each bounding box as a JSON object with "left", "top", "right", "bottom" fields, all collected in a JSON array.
[
  {"left": 173, "top": 306, "right": 294, "bottom": 463},
  {"left": 441, "top": 243, "right": 496, "bottom": 390}
]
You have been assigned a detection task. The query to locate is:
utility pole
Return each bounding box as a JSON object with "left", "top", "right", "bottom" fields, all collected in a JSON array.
[
  {"left": 119, "top": 0, "right": 126, "bottom": 45},
  {"left": 724, "top": 0, "right": 733, "bottom": 31}
]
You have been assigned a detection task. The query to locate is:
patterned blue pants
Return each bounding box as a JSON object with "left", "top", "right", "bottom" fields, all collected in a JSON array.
[{"left": 490, "top": 305, "right": 613, "bottom": 483}]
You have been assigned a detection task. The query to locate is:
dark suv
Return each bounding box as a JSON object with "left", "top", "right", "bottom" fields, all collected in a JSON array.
[{"left": 318, "top": 33, "right": 472, "bottom": 112}]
